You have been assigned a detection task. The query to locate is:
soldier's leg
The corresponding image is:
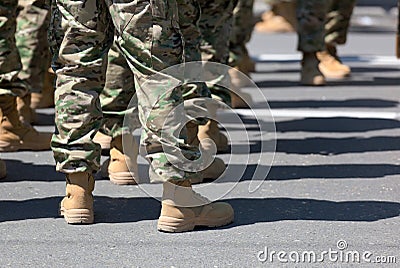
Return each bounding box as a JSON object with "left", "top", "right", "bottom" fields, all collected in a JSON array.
[
  {"left": 16, "top": 0, "right": 51, "bottom": 95},
  {"left": 50, "top": 0, "right": 113, "bottom": 224},
  {"left": 15, "top": 0, "right": 52, "bottom": 124},
  {"left": 16, "top": 0, "right": 54, "bottom": 110},
  {"left": 325, "top": 0, "right": 355, "bottom": 46},
  {"left": 50, "top": 0, "right": 111, "bottom": 175},
  {"left": 177, "top": 0, "right": 226, "bottom": 181},
  {"left": 229, "top": 0, "right": 255, "bottom": 72},
  {"left": 297, "top": 0, "right": 329, "bottom": 85},
  {"left": 108, "top": 0, "right": 234, "bottom": 232},
  {"left": 228, "top": 0, "right": 257, "bottom": 108},
  {"left": 0, "top": 0, "right": 20, "bottom": 177},
  {"left": 255, "top": 0, "right": 297, "bottom": 33},
  {"left": 198, "top": 0, "right": 250, "bottom": 109},
  {"left": 0, "top": 0, "right": 51, "bottom": 152},
  {"left": 317, "top": 0, "right": 355, "bottom": 78},
  {"left": 99, "top": 41, "right": 140, "bottom": 185},
  {"left": 0, "top": 0, "right": 23, "bottom": 92}
]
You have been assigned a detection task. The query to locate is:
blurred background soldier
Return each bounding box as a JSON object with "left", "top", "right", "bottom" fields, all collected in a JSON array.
[
  {"left": 256, "top": 0, "right": 355, "bottom": 85},
  {"left": 15, "top": 0, "right": 54, "bottom": 125},
  {"left": 0, "top": 1, "right": 51, "bottom": 160}
]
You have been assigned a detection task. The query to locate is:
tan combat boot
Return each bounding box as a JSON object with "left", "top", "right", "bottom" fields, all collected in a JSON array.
[
  {"left": 31, "top": 70, "right": 55, "bottom": 109},
  {"left": 0, "top": 159, "right": 6, "bottom": 180},
  {"left": 300, "top": 52, "right": 326, "bottom": 86},
  {"left": 186, "top": 122, "right": 226, "bottom": 183},
  {"left": 157, "top": 180, "right": 234, "bottom": 232},
  {"left": 255, "top": 1, "right": 297, "bottom": 33},
  {"left": 101, "top": 134, "right": 139, "bottom": 185},
  {"left": 93, "top": 131, "right": 112, "bottom": 150},
  {"left": 0, "top": 95, "right": 51, "bottom": 151},
  {"left": 198, "top": 120, "right": 229, "bottom": 153},
  {"left": 317, "top": 45, "right": 351, "bottom": 79},
  {"left": 60, "top": 172, "right": 94, "bottom": 224},
  {"left": 17, "top": 93, "right": 36, "bottom": 125}
]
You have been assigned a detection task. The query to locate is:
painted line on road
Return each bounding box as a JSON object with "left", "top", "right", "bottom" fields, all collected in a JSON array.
[
  {"left": 253, "top": 54, "right": 400, "bottom": 66},
  {"left": 223, "top": 108, "right": 400, "bottom": 120}
]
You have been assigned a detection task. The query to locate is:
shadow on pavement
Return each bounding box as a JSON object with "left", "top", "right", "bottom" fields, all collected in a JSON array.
[
  {"left": 256, "top": 77, "right": 400, "bottom": 88},
  {"left": 276, "top": 136, "right": 400, "bottom": 155},
  {"left": 33, "top": 112, "right": 55, "bottom": 126},
  {"left": 0, "top": 196, "right": 398, "bottom": 225},
  {"left": 2, "top": 159, "right": 63, "bottom": 182},
  {"left": 276, "top": 117, "right": 400, "bottom": 133},
  {"left": 1, "top": 160, "right": 150, "bottom": 182},
  {"left": 0, "top": 196, "right": 160, "bottom": 223},
  {"left": 268, "top": 98, "right": 399, "bottom": 109},
  {"left": 222, "top": 163, "right": 400, "bottom": 181},
  {"left": 231, "top": 136, "right": 400, "bottom": 155},
  {"left": 225, "top": 198, "right": 400, "bottom": 227},
  {"left": 222, "top": 117, "right": 400, "bottom": 133}
]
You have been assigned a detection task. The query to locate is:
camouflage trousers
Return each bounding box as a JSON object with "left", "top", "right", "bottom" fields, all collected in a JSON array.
[
  {"left": 229, "top": 0, "right": 255, "bottom": 67},
  {"left": 50, "top": 0, "right": 200, "bottom": 182},
  {"left": 297, "top": 0, "right": 355, "bottom": 52},
  {"left": 16, "top": 0, "right": 51, "bottom": 94},
  {"left": 100, "top": 0, "right": 210, "bottom": 139},
  {"left": 297, "top": 0, "right": 330, "bottom": 52},
  {"left": 198, "top": 0, "right": 238, "bottom": 104},
  {"left": 100, "top": 42, "right": 139, "bottom": 139},
  {"left": 325, "top": 0, "right": 356, "bottom": 46},
  {"left": 0, "top": 0, "right": 27, "bottom": 97}
]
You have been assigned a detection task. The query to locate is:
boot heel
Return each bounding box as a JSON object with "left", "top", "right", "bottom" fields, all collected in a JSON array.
[
  {"left": 63, "top": 208, "right": 93, "bottom": 224},
  {"left": 157, "top": 216, "right": 195, "bottom": 233},
  {"left": 109, "top": 172, "right": 138, "bottom": 185}
]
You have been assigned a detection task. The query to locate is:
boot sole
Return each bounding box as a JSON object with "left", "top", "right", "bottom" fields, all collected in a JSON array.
[
  {"left": 0, "top": 140, "right": 49, "bottom": 152},
  {"left": 320, "top": 72, "right": 351, "bottom": 79},
  {"left": 60, "top": 206, "right": 94, "bottom": 224},
  {"left": 157, "top": 213, "right": 234, "bottom": 233},
  {"left": 109, "top": 171, "right": 138, "bottom": 185}
]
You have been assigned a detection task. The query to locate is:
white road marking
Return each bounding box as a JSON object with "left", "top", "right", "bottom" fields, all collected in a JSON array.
[
  {"left": 253, "top": 54, "right": 400, "bottom": 66},
  {"left": 222, "top": 108, "right": 400, "bottom": 120}
]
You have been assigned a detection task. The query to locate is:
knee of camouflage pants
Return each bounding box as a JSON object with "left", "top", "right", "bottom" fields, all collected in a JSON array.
[{"left": 51, "top": 0, "right": 200, "bottom": 182}]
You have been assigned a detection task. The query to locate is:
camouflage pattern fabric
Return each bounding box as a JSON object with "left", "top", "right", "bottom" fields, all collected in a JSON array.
[
  {"left": 50, "top": 0, "right": 200, "bottom": 182},
  {"left": 198, "top": 0, "right": 238, "bottom": 104},
  {"left": 229, "top": 0, "right": 255, "bottom": 67},
  {"left": 296, "top": 0, "right": 330, "bottom": 52},
  {"left": 177, "top": 0, "right": 211, "bottom": 125},
  {"left": 0, "top": 0, "right": 28, "bottom": 97},
  {"left": 100, "top": 42, "right": 139, "bottom": 139},
  {"left": 16, "top": 0, "right": 51, "bottom": 94},
  {"left": 295, "top": 0, "right": 354, "bottom": 52},
  {"left": 324, "top": 0, "right": 356, "bottom": 46},
  {"left": 100, "top": 0, "right": 209, "bottom": 139},
  {"left": 177, "top": 0, "right": 202, "bottom": 62}
]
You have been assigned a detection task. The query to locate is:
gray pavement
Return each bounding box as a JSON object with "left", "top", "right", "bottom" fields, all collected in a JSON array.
[{"left": 1, "top": 15, "right": 400, "bottom": 268}]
